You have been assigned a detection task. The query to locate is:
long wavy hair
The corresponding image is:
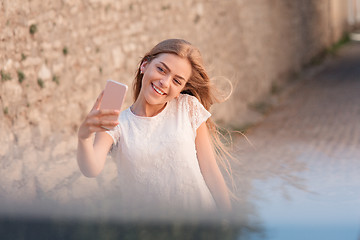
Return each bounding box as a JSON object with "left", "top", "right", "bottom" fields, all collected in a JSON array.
[{"left": 133, "top": 39, "right": 235, "bottom": 197}]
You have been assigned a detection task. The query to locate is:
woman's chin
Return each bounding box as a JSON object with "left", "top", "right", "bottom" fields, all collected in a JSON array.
[{"left": 144, "top": 95, "right": 166, "bottom": 106}]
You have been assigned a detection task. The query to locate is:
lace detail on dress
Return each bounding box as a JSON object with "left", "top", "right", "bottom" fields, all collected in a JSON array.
[
  {"left": 182, "top": 94, "right": 211, "bottom": 132},
  {"left": 106, "top": 124, "right": 121, "bottom": 145}
]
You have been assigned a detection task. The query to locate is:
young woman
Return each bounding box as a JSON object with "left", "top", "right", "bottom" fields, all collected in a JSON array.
[{"left": 77, "top": 39, "right": 231, "bottom": 213}]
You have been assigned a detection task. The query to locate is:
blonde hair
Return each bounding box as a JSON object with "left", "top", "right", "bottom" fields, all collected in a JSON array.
[{"left": 133, "top": 39, "right": 236, "bottom": 197}]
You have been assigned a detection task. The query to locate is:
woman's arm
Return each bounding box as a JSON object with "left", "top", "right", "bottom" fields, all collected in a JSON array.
[
  {"left": 77, "top": 132, "right": 114, "bottom": 177},
  {"left": 195, "top": 122, "right": 232, "bottom": 211},
  {"left": 77, "top": 91, "right": 119, "bottom": 177}
]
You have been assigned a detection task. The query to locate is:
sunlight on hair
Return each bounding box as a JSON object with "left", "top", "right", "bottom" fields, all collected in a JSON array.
[
  {"left": 210, "top": 75, "right": 234, "bottom": 102},
  {"left": 233, "top": 130, "right": 256, "bottom": 150}
]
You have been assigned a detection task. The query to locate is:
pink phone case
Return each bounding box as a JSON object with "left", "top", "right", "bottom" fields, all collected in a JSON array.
[{"left": 99, "top": 80, "right": 128, "bottom": 121}]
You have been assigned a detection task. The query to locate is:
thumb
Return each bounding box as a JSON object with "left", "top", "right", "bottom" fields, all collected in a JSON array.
[{"left": 92, "top": 90, "right": 104, "bottom": 111}]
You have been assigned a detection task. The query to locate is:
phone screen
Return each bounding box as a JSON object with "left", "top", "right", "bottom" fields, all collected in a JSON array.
[{"left": 99, "top": 80, "right": 128, "bottom": 121}]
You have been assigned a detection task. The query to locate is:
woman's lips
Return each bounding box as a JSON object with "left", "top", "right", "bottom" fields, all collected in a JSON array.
[{"left": 152, "top": 83, "right": 166, "bottom": 95}]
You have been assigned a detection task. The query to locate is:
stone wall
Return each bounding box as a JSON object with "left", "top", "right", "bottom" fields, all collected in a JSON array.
[{"left": 0, "top": 0, "right": 350, "bottom": 206}]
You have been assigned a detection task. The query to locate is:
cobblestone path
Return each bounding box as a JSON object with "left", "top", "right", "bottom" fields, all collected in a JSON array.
[{"left": 232, "top": 41, "right": 360, "bottom": 239}]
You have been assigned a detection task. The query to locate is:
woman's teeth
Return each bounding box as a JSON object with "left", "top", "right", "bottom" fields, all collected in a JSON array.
[{"left": 152, "top": 84, "right": 165, "bottom": 95}]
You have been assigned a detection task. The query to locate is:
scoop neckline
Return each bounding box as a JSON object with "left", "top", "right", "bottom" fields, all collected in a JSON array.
[{"left": 128, "top": 102, "right": 169, "bottom": 119}]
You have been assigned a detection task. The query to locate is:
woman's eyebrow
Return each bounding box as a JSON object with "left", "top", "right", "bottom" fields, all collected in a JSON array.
[{"left": 159, "top": 61, "right": 186, "bottom": 81}]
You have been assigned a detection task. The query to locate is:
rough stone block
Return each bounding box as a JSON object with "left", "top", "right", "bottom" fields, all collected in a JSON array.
[
  {"left": 38, "top": 64, "right": 52, "bottom": 80},
  {"left": 1, "top": 81, "right": 23, "bottom": 104}
]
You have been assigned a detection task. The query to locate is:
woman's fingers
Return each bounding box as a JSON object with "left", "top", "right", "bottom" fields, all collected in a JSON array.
[
  {"left": 99, "top": 109, "right": 120, "bottom": 116},
  {"left": 79, "top": 98, "right": 120, "bottom": 139},
  {"left": 88, "top": 125, "right": 116, "bottom": 133},
  {"left": 79, "top": 93, "right": 120, "bottom": 140},
  {"left": 85, "top": 117, "right": 119, "bottom": 132},
  {"left": 78, "top": 117, "right": 118, "bottom": 140},
  {"left": 88, "top": 109, "right": 120, "bottom": 118},
  {"left": 91, "top": 91, "right": 104, "bottom": 111},
  {"left": 87, "top": 118, "right": 119, "bottom": 128}
]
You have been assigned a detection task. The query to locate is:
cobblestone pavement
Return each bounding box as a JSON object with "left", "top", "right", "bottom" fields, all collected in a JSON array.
[{"left": 231, "top": 41, "right": 360, "bottom": 239}]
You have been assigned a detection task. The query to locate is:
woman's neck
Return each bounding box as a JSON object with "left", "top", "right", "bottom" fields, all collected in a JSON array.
[{"left": 131, "top": 98, "right": 167, "bottom": 117}]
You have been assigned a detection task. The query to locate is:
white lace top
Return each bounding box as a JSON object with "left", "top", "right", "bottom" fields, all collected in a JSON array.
[{"left": 106, "top": 94, "right": 216, "bottom": 212}]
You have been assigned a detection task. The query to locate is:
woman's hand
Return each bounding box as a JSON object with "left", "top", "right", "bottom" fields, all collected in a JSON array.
[{"left": 78, "top": 91, "right": 120, "bottom": 140}]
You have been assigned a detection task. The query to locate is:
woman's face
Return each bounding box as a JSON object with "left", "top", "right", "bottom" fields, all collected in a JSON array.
[{"left": 139, "top": 53, "right": 192, "bottom": 106}]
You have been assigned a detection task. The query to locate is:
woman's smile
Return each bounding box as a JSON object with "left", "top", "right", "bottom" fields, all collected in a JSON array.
[{"left": 151, "top": 83, "right": 167, "bottom": 96}]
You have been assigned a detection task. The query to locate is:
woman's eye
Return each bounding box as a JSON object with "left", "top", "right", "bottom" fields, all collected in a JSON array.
[
  {"left": 174, "top": 79, "right": 181, "bottom": 85},
  {"left": 157, "top": 66, "right": 165, "bottom": 73}
]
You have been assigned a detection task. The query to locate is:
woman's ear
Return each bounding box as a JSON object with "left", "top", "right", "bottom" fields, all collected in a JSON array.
[{"left": 140, "top": 60, "right": 148, "bottom": 74}]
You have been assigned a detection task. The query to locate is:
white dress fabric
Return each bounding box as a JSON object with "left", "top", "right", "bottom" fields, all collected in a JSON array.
[{"left": 106, "top": 94, "right": 216, "bottom": 212}]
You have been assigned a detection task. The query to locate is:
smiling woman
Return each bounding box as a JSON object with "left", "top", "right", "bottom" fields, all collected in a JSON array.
[
  {"left": 77, "top": 39, "right": 233, "bottom": 217},
  {"left": 131, "top": 53, "right": 191, "bottom": 117}
]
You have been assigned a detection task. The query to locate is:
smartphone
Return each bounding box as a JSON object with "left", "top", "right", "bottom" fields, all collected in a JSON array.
[{"left": 99, "top": 80, "right": 128, "bottom": 121}]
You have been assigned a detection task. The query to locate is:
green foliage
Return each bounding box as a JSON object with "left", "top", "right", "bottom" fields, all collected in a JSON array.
[
  {"left": 3, "top": 107, "right": 8, "bottom": 115},
  {"left": 63, "top": 46, "right": 68, "bottom": 55},
  {"left": 306, "top": 33, "right": 351, "bottom": 68},
  {"left": 328, "top": 34, "right": 350, "bottom": 55},
  {"left": 52, "top": 75, "right": 60, "bottom": 85},
  {"left": 37, "top": 78, "right": 44, "bottom": 88},
  {"left": 1, "top": 70, "right": 12, "bottom": 81},
  {"left": 270, "top": 83, "right": 281, "bottom": 95},
  {"left": 194, "top": 14, "right": 201, "bottom": 24},
  {"left": 17, "top": 70, "right": 25, "bottom": 83},
  {"left": 29, "top": 24, "right": 37, "bottom": 35},
  {"left": 21, "top": 53, "right": 27, "bottom": 61},
  {"left": 161, "top": 5, "right": 171, "bottom": 10}
]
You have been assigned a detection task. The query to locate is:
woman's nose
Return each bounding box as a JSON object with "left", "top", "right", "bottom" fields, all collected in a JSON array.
[{"left": 159, "top": 75, "right": 171, "bottom": 88}]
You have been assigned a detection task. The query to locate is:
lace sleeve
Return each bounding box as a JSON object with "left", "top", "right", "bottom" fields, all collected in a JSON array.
[
  {"left": 106, "top": 124, "right": 121, "bottom": 145},
  {"left": 184, "top": 94, "right": 211, "bottom": 131}
]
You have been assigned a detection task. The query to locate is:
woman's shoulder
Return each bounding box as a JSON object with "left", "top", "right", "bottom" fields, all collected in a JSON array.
[
  {"left": 177, "top": 93, "right": 201, "bottom": 107},
  {"left": 116, "top": 107, "right": 133, "bottom": 124},
  {"left": 176, "top": 94, "right": 210, "bottom": 115},
  {"left": 176, "top": 94, "right": 211, "bottom": 130},
  {"left": 119, "top": 107, "right": 130, "bottom": 118}
]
